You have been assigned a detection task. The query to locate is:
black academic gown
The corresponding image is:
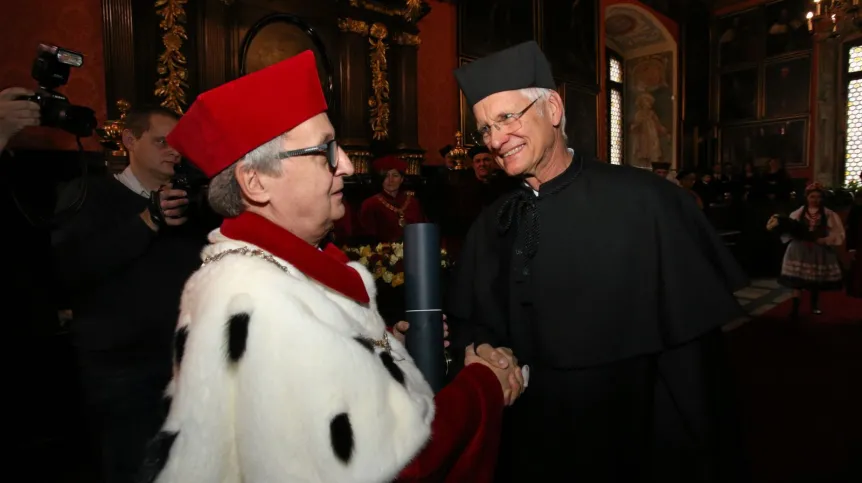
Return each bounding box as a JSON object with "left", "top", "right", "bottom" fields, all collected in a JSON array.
[{"left": 448, "top": 154, "right": 750, "bottom": 482}]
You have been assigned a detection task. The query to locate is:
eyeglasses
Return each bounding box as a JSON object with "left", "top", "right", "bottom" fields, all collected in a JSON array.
[
  {"left": 277, "top": 139, "right": 338, "bottom": 170},
  {"left": 471, "top": 99, "right": 538, "bottom": 145}
]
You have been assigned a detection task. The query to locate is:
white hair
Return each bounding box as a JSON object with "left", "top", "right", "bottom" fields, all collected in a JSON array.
[
  {"left": 518, "top": 87, "right": 568, "bottom": 143},
  {"left": 207, "top": 132, "right": 288, "bottom": 217}
]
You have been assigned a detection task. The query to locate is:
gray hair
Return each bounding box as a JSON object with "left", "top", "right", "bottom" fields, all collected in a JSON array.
[
  {"left": 518, "top": 87, "right": 568, "bottom": 143},
  {"left": 207, "top": 132, "right": 288, "bottom": 217}
]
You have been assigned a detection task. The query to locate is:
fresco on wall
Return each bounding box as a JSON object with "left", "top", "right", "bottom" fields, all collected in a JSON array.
[
  {"left": 626, "top": 52, "right": 673, "bottom": 169},
  {"left": 604, "top": 8, "right": 667, "bottom": 52}
]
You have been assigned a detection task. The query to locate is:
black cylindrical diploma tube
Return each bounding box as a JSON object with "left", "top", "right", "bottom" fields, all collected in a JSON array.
[{"left": 403, "top": 223, "right": 445, "bottom": 393}]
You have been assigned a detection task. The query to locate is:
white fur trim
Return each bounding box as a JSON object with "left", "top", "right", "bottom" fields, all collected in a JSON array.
[{"left": 154, "top": 235, "right": 434, "bottom": 483}]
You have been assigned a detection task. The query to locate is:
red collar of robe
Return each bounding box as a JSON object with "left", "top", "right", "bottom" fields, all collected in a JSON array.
[{"left": 220, "top": 212, "right": 370, "bottom": 305}]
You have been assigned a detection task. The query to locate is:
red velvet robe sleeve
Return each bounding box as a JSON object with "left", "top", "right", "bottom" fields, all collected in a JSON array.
[{"left": 396, "top": 364, "right": 505, "bottom": 483}]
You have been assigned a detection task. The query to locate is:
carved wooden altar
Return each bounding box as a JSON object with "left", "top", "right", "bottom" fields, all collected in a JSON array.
[{"left": 100, "top": 0, "right": 429, "bottom": 174}]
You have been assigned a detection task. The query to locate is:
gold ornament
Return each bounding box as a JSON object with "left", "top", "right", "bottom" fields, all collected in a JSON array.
[
  {"left": 154, "top": 0, "right": 188, "bottom": 115},
  {"left": 368, "top": 23, "right": 390, "bottom": 141}
]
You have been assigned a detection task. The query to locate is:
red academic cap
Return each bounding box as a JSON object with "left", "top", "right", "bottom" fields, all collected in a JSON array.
[
  {"left": 372, "top": 155, "right": 408, "bottom": 173},
  {"left": 166, "top": 50, "right": 327, "bottom": 178}
]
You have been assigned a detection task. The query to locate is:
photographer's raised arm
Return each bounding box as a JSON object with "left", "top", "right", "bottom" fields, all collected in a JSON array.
[{"left": 52, "top": 181, "right": 158, "bottom": 290}]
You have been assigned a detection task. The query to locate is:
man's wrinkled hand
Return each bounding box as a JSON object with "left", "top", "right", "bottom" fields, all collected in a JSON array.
[
  {"left": 392, "top": 314, "right": 449, "bottom": 348},
  {"left": 465, "top": 344, "right": 526, "bottom": 406},
  {"left": 475, "top": 343, "right": 517, "bottom": 369}
]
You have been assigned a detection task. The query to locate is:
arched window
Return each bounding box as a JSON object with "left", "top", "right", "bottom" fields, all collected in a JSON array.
[
  {"left": 843, "top": 43, "right": 862, "bottom": 185},
  {"left": 608, "top": 50, "right": 624, "bottom": 165}
]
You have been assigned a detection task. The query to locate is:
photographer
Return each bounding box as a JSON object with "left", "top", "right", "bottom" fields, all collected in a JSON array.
[{"left": 52, "top": 106, "right": 214, "bottom": 483}]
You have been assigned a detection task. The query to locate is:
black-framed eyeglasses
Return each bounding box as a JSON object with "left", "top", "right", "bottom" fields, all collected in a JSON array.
[
  {"left": 276, "top": 139, "right": 338, "bottom": 169},
  {"left": 471, "top": 99, "right": 538, "bottom": 145}
]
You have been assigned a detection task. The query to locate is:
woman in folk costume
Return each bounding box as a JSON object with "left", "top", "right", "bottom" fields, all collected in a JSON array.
[
  {"left": 140, "top": 51, "right": 525, "bottom": 483},
  {"left": 358, "top": 156, "right": 426, "bottom": 242},
  {"left": 768, "top": 182, "right": 846, "bottom": 317}
]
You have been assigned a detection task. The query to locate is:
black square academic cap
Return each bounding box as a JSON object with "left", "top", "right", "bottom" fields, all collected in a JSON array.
[
  {"left": 651, "top": 162, "right": 671, "bottom": 170},
  {"left": 439, "top": 144, "right": 453, "bottom": 158},
  {"left": 454, "top": 41, "right": 556, "bottom": 108},
  {"left": 468, "top": 145, "right": 490, "bottom": 159}
]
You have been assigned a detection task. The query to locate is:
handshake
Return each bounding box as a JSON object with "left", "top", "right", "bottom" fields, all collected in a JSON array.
[{"left": 392, "top": 320, "right": 527, "bottom": 406}]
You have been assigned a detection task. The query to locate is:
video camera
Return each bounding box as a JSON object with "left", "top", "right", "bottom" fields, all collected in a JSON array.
[{"left": 18, "top": 44, "right": 97, "bottom": 138}]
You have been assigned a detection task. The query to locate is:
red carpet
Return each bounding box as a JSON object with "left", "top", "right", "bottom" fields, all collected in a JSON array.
[
  {"left": 728, "top": 291, "right": 862, "bottom": 482},
  {"left": 761, "top": 290, "right": 862, "bottom": 325}
]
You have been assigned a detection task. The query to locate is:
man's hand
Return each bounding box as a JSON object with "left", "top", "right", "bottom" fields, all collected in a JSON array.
[
  {"left": 391, "top": 315, "right": 449, "bottom": 347},
  {"left": 143, "top": 184, "right": 189, "bottom": 231},
  {"left": 475, "top": 343, "right": 517, "bottom": 369},
  {"left": 0, "top": 87, "right": 40, "bottom": 147},
  {"left": 464, "top": 344, "right": 526, "bottom": 406}
]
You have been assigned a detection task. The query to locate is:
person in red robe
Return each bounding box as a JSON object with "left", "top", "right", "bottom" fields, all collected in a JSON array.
[
  {"left": 359, "top": 156, "right": 426, "bottom": 242},
  {"left": 140, "top": 50, "right": 525, "bottom": 483}
]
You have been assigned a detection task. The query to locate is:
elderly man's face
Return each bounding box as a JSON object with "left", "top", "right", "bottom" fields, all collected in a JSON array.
[
  {"left": 473, "top": 90, "right": 560, "bottom": 178},
  {"left": 268, "top": 113, "right": 353, "bottom": 238},
  {"left": 472, "top": 153, "right": 494, "bottom": 181}
]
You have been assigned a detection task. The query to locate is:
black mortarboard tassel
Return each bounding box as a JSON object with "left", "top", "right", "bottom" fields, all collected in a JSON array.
[{"left": 454, "top": 41, "right": 556, "bottom": 108}]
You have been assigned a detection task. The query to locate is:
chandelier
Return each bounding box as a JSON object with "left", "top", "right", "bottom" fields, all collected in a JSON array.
[{"left": 806, "top": 0, "right": 862, "bottom": 39}]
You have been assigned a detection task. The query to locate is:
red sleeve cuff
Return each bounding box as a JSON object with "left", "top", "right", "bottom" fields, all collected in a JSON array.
[{"left": 396, "top": 364, "right": 504, "bottom": 482}]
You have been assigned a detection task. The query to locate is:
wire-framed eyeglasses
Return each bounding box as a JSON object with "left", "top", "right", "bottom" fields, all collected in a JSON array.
[
  {"left": 276, "top": 139, "right": 339, "bottom": 169},
  {"left": 471, "top": 99, "right": 538, "bottom": 145}
]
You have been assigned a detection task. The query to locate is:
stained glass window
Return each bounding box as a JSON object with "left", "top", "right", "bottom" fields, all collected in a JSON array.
[
  {"left": 610, "top": 89, "right": 623, "bottom": 165},
  {"left": 845, "top": 79, "right": 862, "bottom": 184},
  {"left": 610, "top": 57, "right": 623, "bottom": 83},
  {"left": 850, "top": 46, "right": 862, "bottom": 73}
]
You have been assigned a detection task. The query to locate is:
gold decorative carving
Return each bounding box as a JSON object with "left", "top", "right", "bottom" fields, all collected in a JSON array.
[
  {"left": 96, "top": 99, "right": 132, "bottom": 156},
  {"left": 368, "top": 22, "right": 390, "bottom": 141},
  {"left": 338, "top": 18, "right": 370, "bottom": 36},
  {"left": 154, "top": 0, "right": 189, "bottom": 115},
  {"left": 345, "top": 149, "right": 373, "bottom": 174},
  {"left": 392, "top": 31, "right": 421, "bottom": 46},
  {"left": 349, "top": 0, "right": 422, "bottom": 21},
  {"left": 404, "top": 0, "right": 423, "bottom": 21},
  {"left": 398, "top": 153, "right": 424, "bottom": 175},
  {"left": 96, "top": 99, "right": 133, "bottom": 173}
]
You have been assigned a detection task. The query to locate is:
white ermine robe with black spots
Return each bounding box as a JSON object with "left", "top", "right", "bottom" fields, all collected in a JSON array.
[{"left": 147, "top": 229, "right": 435, "bottom": 483}]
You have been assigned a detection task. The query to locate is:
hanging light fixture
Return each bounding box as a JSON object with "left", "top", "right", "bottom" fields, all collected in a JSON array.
[{"left": 807, "top": 0, "right": 862, "bottom": 39}]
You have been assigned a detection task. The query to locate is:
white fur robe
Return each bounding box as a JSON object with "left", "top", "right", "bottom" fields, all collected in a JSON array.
[{"left": 148, "top": 229, "right": 435, "bottom": 483}]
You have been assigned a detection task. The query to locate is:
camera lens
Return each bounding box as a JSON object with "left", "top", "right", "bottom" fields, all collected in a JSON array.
[{"left": 60, "top": 105, "right": 97, "bottom": 138}]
